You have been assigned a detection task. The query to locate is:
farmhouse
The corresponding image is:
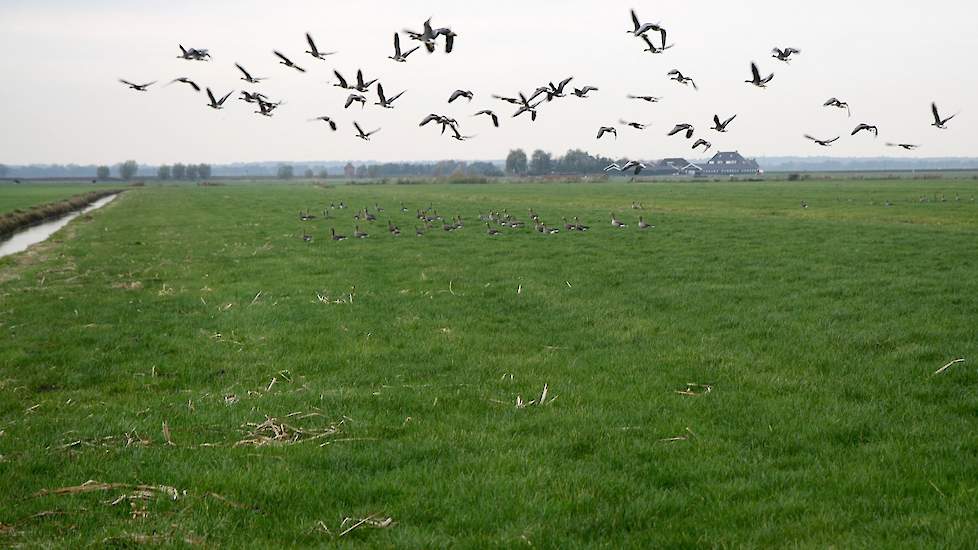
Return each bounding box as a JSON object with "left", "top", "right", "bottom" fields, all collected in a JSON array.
[
  {"left": 647, "top": 158, "right": 703, "bottom": 176},
  {"left": 701, "top": 151, "right": 761, "bottom": 175}
]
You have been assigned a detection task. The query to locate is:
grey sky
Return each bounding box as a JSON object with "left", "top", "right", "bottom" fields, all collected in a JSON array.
[{"left": 1, "top": 0, "right": 974, "bottom": 165}]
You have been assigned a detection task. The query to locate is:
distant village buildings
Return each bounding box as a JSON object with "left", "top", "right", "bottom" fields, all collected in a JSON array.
[{"left": 625, "top": 151, "right": 761, "bottom": 177}]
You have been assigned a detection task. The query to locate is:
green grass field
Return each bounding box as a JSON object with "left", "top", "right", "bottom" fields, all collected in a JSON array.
[
  {"left": 1, "top": 180, "right": 977, "bottom": 547},
  {"left": 0, "top": 183, "right": 121, "bottom": 215}
]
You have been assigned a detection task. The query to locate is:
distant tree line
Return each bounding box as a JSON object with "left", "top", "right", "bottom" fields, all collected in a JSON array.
[
  {"left": 157, "top": 163, "right": 212, "bottom": 180},
  {"left": 506, "top": 149, "right": 615, "bottom": 176}
]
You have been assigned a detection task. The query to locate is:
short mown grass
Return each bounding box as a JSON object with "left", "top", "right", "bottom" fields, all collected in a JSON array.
[{"left": 1, "top": 180, "right": 977, "bottom": 546}]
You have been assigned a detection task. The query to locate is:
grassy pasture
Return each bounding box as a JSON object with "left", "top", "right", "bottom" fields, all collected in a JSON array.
[
  {"left": 1, "top": 179, "right": 977, "bottom": 547},
  {"left": 0, "top": 183, "right": 122, "bottom": 215}
]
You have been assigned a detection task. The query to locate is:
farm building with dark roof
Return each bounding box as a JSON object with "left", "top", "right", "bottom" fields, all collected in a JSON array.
[{"left": 701, "top": 151, "right": 761, "bottom": 175}]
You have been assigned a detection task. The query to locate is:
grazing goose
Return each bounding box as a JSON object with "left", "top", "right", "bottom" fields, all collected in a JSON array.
[
  {"left": 772, "top": 47, "right": 801, "bottom": 63},
  {"left": 273, "top": 51, "right": 306, "bottom": 73},
  {"left": 562, "top": 217, "right": 576, "bottom": 231},
  {"left": 931, "top": 102, "right": 956, "bottom": 129},
  {"left": 611, "top": 213, "right": 627, "bottom": 228},
  {"left": 823, "top": 98, "right": 851, "bottom": 117},
  {"left": 638, "top": 216, "right": 653, "bottom": 229},
  {"left": 353, "top": 225, "right": 368, "bottom": 239},
  {"left": 572, "top": 86, "right": 599, "bottom": 98},
  {"left": 331, "top": 228, "right": 347, "bottom": 241},
  {"left": 627, "top": 94, "right": 662, "bottom": 103},
  {"left": 354, "top": 122, "right": 380, "bottom": 141},
  {"left": 596, "top": 127, "right": 618, "bottom": 140},
  {"left": 573, "top": 216, "right": 590, "bottom": 231},
  {"left": 389, "top": 33, "right": 420, "bottom": 62},
  {"left": 711, "top": 114, "right": 737, "bottom": 132},
  {"left": 640, "top": 34, "right": 674, "bottom": 54},
  {"left": 886, "top": 142, "right": 920, "bottom": 150},
  {"left": 851, "top": 123, "right": 879, "bottom": 137},
  {"left": 205, "top": 88, "right": 233, "bottom": 110},
  {"left": 667, "top": 123, "right": 695, "bottom": 139},
  {"left": 415, "top": 227, "right": 425, "bottom": 237},
  {"left": 804, "top": 134, "right": 840, "bottom": 147},
  {"left": 302, "top": 232, "right": 313, "bottom": 242},
  {"left": 235, "top": 63, "right": 267, "bottom": 84},
  {"left": 745, "top": 62, "right": 774, "bottom": 88},
  {"left": 310, "top": 116, "right": 338, "bottom": 131},
  {"left": 305, "top": 32, "right": 336, "bottom": 60},
  {"left": 692, "top": 139, "right": 712, "bottom": 152},
  {"left": 473, "top": 110, "right": 500, "bottom": 127},
  {"left": 375, "top": 84, "right": 406, "bottom": 109},
  {"left": 299, "top": 210, "right": 317, "bottom": 221},
  {"left": 667, "top": 70, "right": 698, "bottom": 90},
  {"left": 119, "top": 79, "right": 155, "bottom": 92},
  {"left": 448, "top": 90, "right": 474, "bottom": 103},
  {"left": 388, "top": 221, "right": 401, "bottom": 236},
  {"left": 168, "top": 77, "right": 200, "bottom": 92},
  {"left": 345, "top": 93, "right": 367, "bottom": 109},
  {"left": 486, "top": 223, "right": 501, "bottom": 236},
  {"left": 619, "top": 120, "right": 650, "bottom": 130}
]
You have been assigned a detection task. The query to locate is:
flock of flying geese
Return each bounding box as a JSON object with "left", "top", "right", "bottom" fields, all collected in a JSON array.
[
  {"left": 118, "top": 9, "right": 958, "bottom": 169},
  {"left": 298, "top": 200, "right": 657, "bottom": 243}
]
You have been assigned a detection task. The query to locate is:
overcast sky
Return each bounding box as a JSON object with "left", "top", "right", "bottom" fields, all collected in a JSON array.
[{"left": 1, "top": 0, "right": 974, "bottom": 165}]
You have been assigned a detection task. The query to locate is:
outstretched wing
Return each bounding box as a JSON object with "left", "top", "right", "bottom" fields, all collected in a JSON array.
[
  {"left": 354, "top": 121, "right": 365, "bottom": 135},
  {"left": 376, "top": 83, "right": 387, "bottom": 104},
  {"left": 333, "top": 70, "right": 348, "bottom": 88},
  {"left": 750, "top": 62, "right": 761, "bottom": 82},
  {"left": 235, "top": 63, "right": 252, "bottom": 80},
  {"left": 931, "top": 102, "right": 941, "bottom": 124},
  {"left": 393, "top": 33, "right": 401, "bottom": 56},
  {"left": 273, "top": 50, "right": 292, "bottom": 64},
  {"left": 206, "top": 88, "right": 217, "bottom": 105},
  {"left": 630, "top": 9, "right": 640, "bottom": 32},
  {"left": 723, "top": 114, "right": 737, "bottom": 127},
  {"left": 305, "top": 33, "right": 318, "bottom": 56}
]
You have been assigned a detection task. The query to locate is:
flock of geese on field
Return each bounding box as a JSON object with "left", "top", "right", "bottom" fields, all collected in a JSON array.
[
  {"left": 118, "top": 9, "right": 959, "bottom": 169},
  {"left": 296, "top": 201, "right": 658, "bottom": 243}
]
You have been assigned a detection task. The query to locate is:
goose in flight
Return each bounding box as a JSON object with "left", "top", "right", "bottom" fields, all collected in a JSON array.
[
  {"left": 354, "top": 122, "right": 380, "bottom": 141},
  {"left": 450, "top": 127, "right": 476, "bottom": 141},
  {"left": 254, "top": 98, "right": 279, "bottom": 117},
  {"left": 405, "top": 18, "right": 437, "bottom": 53},
  {"left": 434, "top": 27, "right": 458, "bottom": 53},
  {"left": 474, "top": 110, "right": 500, "bottom": 127},
  {"left": 772, "top": 47, "right": 801, "bottom": 63},
  {"left": 235, "top": 63, "right": 267, "bottom": 84},
  {"left": 711, "top": 114, "right": 737, "bottom": 132},
  {"left": 388, "top": 33, "right": 420, "bottom": 62},
  {"left": 596, "top": 127, "right": 618, "bottom": 140},
  {"left": 886, "top": 142, "right": 920, "bottom": 150},
  {"left": 345, "top": 93, "right": 367, "bottom": 109},
  {"left": 667, "top": 123, "right": 695, "bottom": 139},
  {"left": 238, "top": 91, "right": 268, "bottom": 104},
  {"left": 823, "top": 98, "right": 851, "bottom": 117},
  {"left": 804, "top": 134, "right": 840, "bottom": 147},
  {"left": 627, "top": 9, "right": 667, "bottom": 47},
  {"left": 353, "top": 70, "right": 378, "bottom": 92},
  {"left": 420, "top": 113, "right": 459, "bottom": 134},
  {"left": 448, "top": 89, "right": 474, "bottom": 103},
  {"left": 513, "top": 98, "right": 544, "bottom": 121},
  {"left": 605, "top": 161, "right": 646, "bottom": 175},
  {"left": 667, "top": 70, "right": 697, "bottom": 90},
  {"left": 310, "top": 116, "right": 338, "bottom": 131},
  {"left": 532, "top": 77, "right": 574, "bottom": 102},
  {"left": 619, "top": 120, "right": 650, "bottom": 130},
  {"left": 628, "top": 94, "right": 662, "bottom": 103},
  {"left": 931, "top": 102, "right": 956, "bottom": 129},
  {"left": 305, "top": 32, "right": 336, "bottom": 60},
  {"left": 168, "top": 77, "right": 200, "bottom": 92},
  {"left": 572, "top": 86, "right": 599, "bottom": 98},
  {"left": 745, "top": 62, "right": 774, "bottom": 88},
  {"left": 641, "top": 34, "right": 674, "bottom": 54},
  {"left": 273, "top": 51, "right": 306, "bottom": 73},
  {"left": 692, "top": 139, "right": 712, "bottom": 152},
  {"left": 851, "top": 123, "right": 879, "bottom": 137},
  {"left": 205, "top": 88, "right": 233, "bottom": 110},
  {"left": 375, "top": 84, "right": 405, "bottom": 109},
  {"left": 119, "top": 79, "right": 155, "bottom": 92},
  {"left": 177, "top": 45, "right": 210, "bottom": 61}
]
